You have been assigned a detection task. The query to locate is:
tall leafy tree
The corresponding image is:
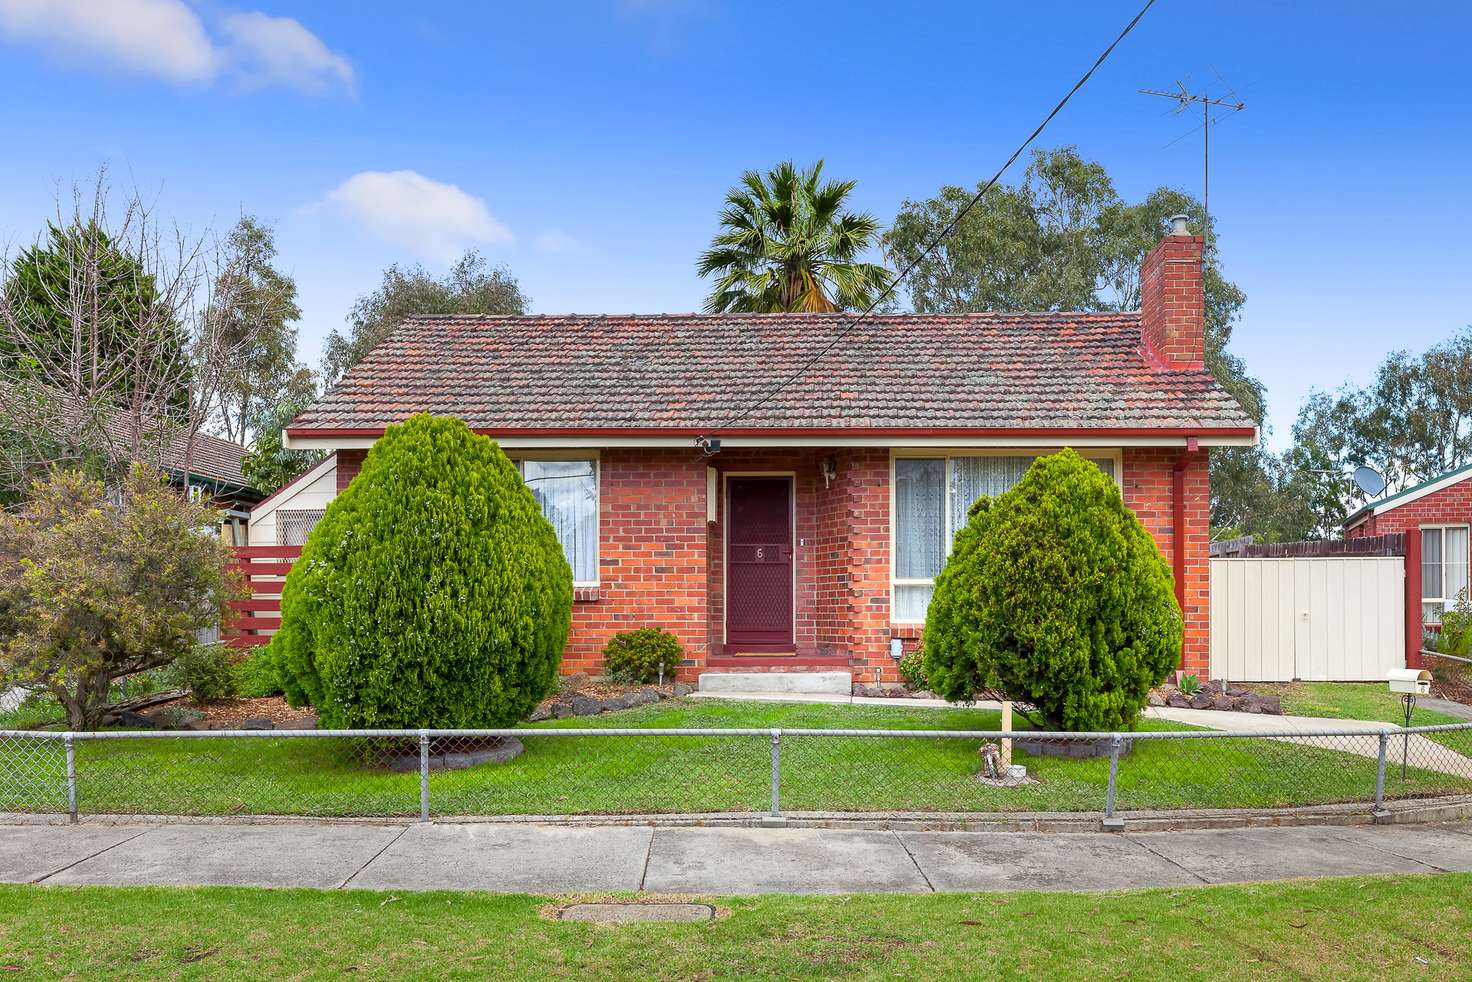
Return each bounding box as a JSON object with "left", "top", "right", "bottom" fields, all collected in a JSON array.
[
  {"left": 697, "top": 160, "right": 892, "bottom": 313},
  {"left": 240, "top": 393, "right": 326, "bottom": 494},
  {"left": 0, "top": 174, "right": 283, "bottom": 503},
  {"left": 884, "top": 148, "right": 1263, "bottom": 424},
  {"left": 2, "top": 221, "right": 187, "bottom": 407},
  {"left": 1290, "top": 327, "right": 1472, "bottom": 530},
  {"left": 321, "top": 251, "right": 528, "bottom": 386},
  {"left": 885, "top": 147, "right": 1271, "bottom": 538},
  {"left": 211, "top": 217, "right": 307, "bottom": 444}
]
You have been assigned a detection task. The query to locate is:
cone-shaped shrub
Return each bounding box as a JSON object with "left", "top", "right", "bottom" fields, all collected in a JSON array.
[
  {"left": 270, "top": 414, "right": 572, "bottom": 727},
  {"left": 922, "top": 449, "right": 1181, "bottom": 731}
]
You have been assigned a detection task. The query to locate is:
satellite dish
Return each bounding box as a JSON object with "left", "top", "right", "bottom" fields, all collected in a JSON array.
[{"left": 1353, "top": 465, "right": 1387, "bottom": 497}]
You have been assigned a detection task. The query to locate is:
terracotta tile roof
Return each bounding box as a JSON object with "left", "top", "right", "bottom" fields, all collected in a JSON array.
[
  {"left": 291, "top": 313, "right": 1256, "bottom": 433},
  {"left": 165, "top": 430, "right": 250, "bottom": 488}
]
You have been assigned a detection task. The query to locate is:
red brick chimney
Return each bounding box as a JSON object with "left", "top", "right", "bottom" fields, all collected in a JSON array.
[{"left": 1140, "top": 215, "right": 1205, "bottom": 369}]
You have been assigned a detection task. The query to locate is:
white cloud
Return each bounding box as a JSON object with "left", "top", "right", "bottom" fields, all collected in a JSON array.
[
  {"left": 0, "top": 0, "right": 352, "bottom": 95},
  {"left": 220, "top": 11, "right": 354, "bottom": 95},
  {"left": 324, "top": 171, "right": 513, "bottom": 264},
  {"left": 0, "top": 0, "right": 216, "bottom": 82},
  {"left": 534, "top": 229, "right": 579, "bottom": 255}
]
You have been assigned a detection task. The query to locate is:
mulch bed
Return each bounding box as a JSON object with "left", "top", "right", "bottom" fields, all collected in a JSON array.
[
  {"left": 1432, "top": 678, "right": 1472, "bottom": 706},
  {"left": 154, "top": 695, "right": 317, "bottom": 729}
]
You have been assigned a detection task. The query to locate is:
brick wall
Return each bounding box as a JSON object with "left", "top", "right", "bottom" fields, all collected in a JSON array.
[
  {"left": 1123, "top": 447, "right": 1211, "bottom": 675},
  {"left": 1345, "top": 476, "right": 1472, "bottom": 538},
  {"left": 316, "top": 443, "right": 1210, "bottom": 681},
  {"left": 568, "top": 449, "right": 710, "bottom": 680},
  {"left": 336, "top": 448, "right": 365, "bottom": 492},
  {"left": 824, "top": 450, "right": 895, "bottom": 681}
]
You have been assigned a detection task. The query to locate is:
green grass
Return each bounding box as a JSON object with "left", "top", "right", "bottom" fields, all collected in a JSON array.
[
  {"left": 1244, "top": 681, "right": 1472, "bottom": 754},
  {"left": 2, "top": 877, "right": 1471, "bottom": 980},
  {"left": 2, "top": 697, "right": 1468, "bottom": 818},
  {"left": 1252, "top": 681, "right": 1466, "bottom": 727}
]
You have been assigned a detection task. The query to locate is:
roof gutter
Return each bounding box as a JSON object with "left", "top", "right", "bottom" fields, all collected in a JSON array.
[{"left": 284, "top": 425, "right": 1258, "bottom": 451}]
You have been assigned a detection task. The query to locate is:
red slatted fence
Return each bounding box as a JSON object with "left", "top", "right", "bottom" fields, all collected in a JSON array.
[{"left": 224, "top": 545, "right": 301, "bottom": 648}]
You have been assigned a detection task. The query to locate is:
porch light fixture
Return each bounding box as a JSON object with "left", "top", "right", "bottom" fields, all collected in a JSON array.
[{"left": 821, "top": 457, "right": 838, "bottom": 489}]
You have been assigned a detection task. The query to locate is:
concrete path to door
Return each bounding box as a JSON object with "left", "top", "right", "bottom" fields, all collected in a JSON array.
[{"left": 5, "top": 820, "right": 1472, "bottom": 895}]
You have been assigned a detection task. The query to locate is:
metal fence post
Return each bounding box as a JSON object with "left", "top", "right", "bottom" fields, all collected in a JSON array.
[
  {"left": 763, "top": 729, "right": 784, "bottom": 827},
  {"left": 418, "top": 730, "right": 431, "bottom": 822},
  {"left": 1373, "top": 730, "right": 1389, "bottom": 819},
  {"left": 64, "top": 735, "right": 77, "bottom": 824},
  {"left": 1102, "top": 733, "right": 1124, "bottom": 831}
]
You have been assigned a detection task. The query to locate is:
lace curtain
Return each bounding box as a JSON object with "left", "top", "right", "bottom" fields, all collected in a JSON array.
[{"left": 523, "top": 459, "right": 598, "bottom": 583}]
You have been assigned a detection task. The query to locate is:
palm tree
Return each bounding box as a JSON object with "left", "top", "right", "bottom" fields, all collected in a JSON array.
[{"left": 697, "top": 160, "right": 892, "bottom": 313}]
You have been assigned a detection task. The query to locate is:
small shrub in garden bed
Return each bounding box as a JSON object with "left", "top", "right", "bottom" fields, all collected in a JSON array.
[
  {"left": 603, "top": 628, "right": 683, "bottom": 684},
  {"left": 233, "top": 652, "right": 284, "bottom": 699},
  {"left": 897, "top": 648, "right": 929, "bottom": 692},
  {"left": 923, "top": 449, "right": 1180, "bottom": 732},
  {"left": 170, "top": 644, "right": 237, "bottom": 704}
]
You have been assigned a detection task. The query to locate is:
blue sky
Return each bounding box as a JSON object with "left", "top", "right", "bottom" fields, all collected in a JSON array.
[{"left": 0, "top": 1, "right": 1468, "bottom": 449}]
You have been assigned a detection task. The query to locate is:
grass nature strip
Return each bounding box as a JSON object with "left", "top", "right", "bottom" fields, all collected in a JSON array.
[{"left": 1, "top": 875, "right": 1470, "bottom": 980}]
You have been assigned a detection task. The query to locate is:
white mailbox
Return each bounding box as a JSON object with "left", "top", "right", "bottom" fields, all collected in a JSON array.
[{"left": 1387, "top": 668, "right": 1432, "bottom": 695}]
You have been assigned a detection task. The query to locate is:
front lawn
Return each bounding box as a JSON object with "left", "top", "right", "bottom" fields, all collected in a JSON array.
[
  {"left": 1248, "top": 681, "right": 1467, "bottom": 727},
  {"left": 3, "top": 698, "right": 1468, "bottom": 818},
  {"left": 2, "top": 877, "right": 1470, "bottom": 980}
]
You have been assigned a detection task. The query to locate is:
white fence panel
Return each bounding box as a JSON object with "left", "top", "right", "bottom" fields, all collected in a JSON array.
[{"left": 1210, "top": 557, "right": 1404, "bottom": 682}]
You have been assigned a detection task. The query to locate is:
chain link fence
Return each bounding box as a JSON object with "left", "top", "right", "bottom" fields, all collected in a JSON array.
[{"left": 2, "top": 722, "right": 1471, "bottom": 823}]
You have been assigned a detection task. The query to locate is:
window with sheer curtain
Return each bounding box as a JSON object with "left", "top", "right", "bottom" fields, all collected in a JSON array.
[
  {"left": 518, "top": 458, "right": 599, "bottom": 585},
  {"left": 891, "top": 453, "right": 1119, "bottom": 622},
  {"left": 1422, "top": 525, "right": 1469, "bottom": 624}
]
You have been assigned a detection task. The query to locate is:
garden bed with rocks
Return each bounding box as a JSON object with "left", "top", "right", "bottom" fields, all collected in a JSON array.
[
  {"left": 1148, "top": 680, "right": 1283, "bottom": 715},
  {"left": 529, "top": 675, "right": 693, "bottom": 720}
]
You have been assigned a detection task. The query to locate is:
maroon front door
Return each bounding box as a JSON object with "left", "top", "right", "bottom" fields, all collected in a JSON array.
[{"left": 726, "top": 477, "right": 794, "bottom": 651}]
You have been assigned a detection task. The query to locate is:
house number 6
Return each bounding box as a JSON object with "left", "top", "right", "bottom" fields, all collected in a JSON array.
[{"left": 756, "top": 547, "right": 765, "bottom": 560}]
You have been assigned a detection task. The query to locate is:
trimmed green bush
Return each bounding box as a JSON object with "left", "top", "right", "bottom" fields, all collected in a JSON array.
[
  {"left": 922, "top": 449, "right": 1181, "bottom": 731},
  {"left": 170, "top": 644, "right": 236, "bottom": 704},
  {"left": 603, "top": 628, "right": 683, "bottom": 684},
  {"left": 270, "top": 414, "right": 572, "bottom": 728}
]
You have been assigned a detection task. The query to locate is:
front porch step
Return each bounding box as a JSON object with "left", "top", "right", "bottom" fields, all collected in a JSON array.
[{"left": 697, "top": 671, "right": 852, "bottom": 695}]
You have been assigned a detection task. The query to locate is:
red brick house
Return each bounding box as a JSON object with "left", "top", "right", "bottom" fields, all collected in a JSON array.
[
  {"left": 1344, "top": 462, "right": 1472, "bottom": 625},
  {"left": 265, "top": 223, "right": 1255, "bottom": 682}
]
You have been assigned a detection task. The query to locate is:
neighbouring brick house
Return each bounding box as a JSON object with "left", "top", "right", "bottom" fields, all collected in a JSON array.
[
  {"left": 249, "top": 222, "right": 1255, "bottom": 682},
  {"left": 1345, "top": 461, "right": 1472, "bottom": 625}
]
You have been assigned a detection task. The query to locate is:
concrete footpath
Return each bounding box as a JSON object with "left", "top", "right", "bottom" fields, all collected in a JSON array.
[{"left": 5, "top": 820, "right": 1472, "bottom": 895}]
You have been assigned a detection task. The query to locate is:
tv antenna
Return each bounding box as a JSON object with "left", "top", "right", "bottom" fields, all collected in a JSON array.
[{"left": 1139, "top": 79, "right": 1245, "bottom": 231}]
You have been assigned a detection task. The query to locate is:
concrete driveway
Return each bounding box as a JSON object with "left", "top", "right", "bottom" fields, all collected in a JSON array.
[{"left": 5, "top": 819, "right": 1472, "bottom": 895}]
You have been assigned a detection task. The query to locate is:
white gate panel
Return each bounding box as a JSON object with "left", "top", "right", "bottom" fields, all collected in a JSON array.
[{"left": 1210, "top": 557, "right": 1404, "bottom": 682}]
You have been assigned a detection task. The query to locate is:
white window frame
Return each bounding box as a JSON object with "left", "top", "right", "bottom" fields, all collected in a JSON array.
[
  {"left": 509, "top": 451, "right": 601, "bottom": 588},
  {"left": 889, "top": 448, "right": 1124, "bottom": 624},
  {"left": 1421, "top": 523, "right": 1470, "bottom": 625}
]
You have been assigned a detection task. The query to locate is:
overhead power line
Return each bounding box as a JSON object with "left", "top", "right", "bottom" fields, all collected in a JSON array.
[{"left": 696, "top": 0, "right": 1159, "bottom": 449}]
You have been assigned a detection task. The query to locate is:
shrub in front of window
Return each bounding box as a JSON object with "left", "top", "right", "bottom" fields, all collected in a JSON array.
[
  {"left": 922, "top": 449, "right": 1181, "bottom": 731},
  {"left": 897, "top": 646, "right": 929, "bottom": 692},
  {"left": 602, "top": 628, "right": 683, "bottom": 684},
  {"left": 269, "top": 414, "right": 572, "bottom": 728}
]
